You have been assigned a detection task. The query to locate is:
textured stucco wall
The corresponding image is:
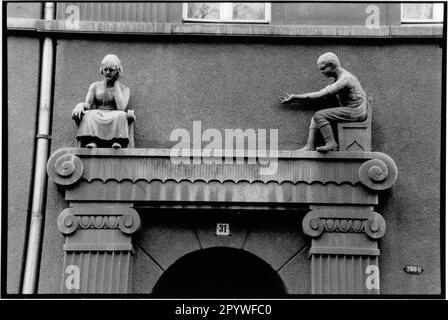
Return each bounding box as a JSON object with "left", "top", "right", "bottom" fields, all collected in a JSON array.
[
  {"left": 38, "top": 36, "right": 442, "bottom": 294},
  {"left": 7, "top": 36, "right": 41, "bottom": 293},
  {"left": 372, "top": 43, "right": 442, "bottom": 294}
]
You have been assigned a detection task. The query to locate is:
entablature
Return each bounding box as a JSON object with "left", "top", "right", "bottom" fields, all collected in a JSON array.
[{"left": 47, "top": 148, "right": 397, "bottom": 207}]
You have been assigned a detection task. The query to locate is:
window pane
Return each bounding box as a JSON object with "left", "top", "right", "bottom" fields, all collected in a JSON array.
[
  {"left": 433, "top": 3, "right": 444, "bottom": 20},
  {"left": 402, "top": 3, "right": 435, "bottom": 20},
  {"left": 187, "top": 3, "right": 220, "bottom": 19},
  {"left": 233, "top": 3, "right": 265, "bottom": 20}
]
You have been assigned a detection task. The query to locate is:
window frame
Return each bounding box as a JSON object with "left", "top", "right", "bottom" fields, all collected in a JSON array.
[
  {"left": 401, "top": 3, "right": 444, "bottom": 24},
  {"left": 182, "top": 2, "right": 271, "bottom": 24}
]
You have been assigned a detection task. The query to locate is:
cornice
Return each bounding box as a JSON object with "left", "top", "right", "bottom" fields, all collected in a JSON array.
[{"left": 47, "top": 148, "right": 398, "bottom": 192}]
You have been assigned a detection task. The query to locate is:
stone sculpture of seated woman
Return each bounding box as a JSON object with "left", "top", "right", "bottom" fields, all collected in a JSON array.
[{"left": 72, "top": 54, "right": 131, "bottom": 149}]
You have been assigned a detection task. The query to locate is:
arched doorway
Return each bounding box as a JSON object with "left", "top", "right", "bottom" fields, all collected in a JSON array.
[{"left": 152, "top": 247, "right": 286, "bottom": 298}]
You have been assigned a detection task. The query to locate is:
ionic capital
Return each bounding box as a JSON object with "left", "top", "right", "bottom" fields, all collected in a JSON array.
[
  {"left": 58, "top": 206, "right": 141, "bottom": 236},
  {"left": 302, "top": 208, "right": 386, "bottom": 240}
]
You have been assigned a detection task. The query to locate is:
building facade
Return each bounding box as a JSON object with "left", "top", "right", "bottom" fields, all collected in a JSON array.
[{"left": 5, "top": 1, "right": 444, "bottom": 296}]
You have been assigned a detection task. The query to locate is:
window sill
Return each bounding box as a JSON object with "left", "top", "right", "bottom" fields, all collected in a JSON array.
[
  {"left": 391, "top": 24, "right": 444, "bottom": 37},
  {"left": 182, "top": 19, "right": 270, "bottom": 24}
]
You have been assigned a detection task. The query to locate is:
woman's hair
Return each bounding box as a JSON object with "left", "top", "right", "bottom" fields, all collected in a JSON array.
[
  {"left": 100, "top": 54, "right": 123, "bottom": 75},
  {"left": 317, "top": 52, "right": 341, "bottom": 68}
]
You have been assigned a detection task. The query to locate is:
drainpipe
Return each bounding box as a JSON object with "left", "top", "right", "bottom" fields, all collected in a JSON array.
[{"left": 22, "top": 2, "right": 55, "bottom": 294}]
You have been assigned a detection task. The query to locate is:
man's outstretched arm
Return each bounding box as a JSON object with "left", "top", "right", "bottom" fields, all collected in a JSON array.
[{"left": 280, "top": 88, "right": 327, "bottom": 104}]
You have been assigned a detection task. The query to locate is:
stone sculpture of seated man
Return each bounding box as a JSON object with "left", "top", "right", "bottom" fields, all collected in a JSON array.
[
  {"left": 280, "top": 52, "right": 367, "bottom": 152},
  {"left": 72, "top": 54, "right": 131, "bottom": 149}
]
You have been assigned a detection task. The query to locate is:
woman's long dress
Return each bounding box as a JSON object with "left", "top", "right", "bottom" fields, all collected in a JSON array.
[{"left": 76, "top": 85, "right": 129, "bottom": 143}]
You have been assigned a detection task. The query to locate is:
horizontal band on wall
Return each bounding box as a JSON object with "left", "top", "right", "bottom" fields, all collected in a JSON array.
[
  {"left": 310, "top": 247, "right": 380, "bottom": 256},
  {"left": 7, "top": 18, "right": 443, "bottom": 38},
  {"left": 63, "top": 243, "right": 133, "bottom": 251}
]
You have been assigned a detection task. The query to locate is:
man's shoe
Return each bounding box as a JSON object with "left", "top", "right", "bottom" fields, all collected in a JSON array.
[{"left": 316, "top": 125, "right": 338, "bottom": 152}]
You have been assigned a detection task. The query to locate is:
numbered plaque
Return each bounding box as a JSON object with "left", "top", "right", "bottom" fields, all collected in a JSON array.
[{"left": 216, "top": 223, "right": 230, "bottom": 236}]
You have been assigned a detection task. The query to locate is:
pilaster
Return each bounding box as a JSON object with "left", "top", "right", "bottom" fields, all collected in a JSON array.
[
  {"left": 57, "top": 205, "right": 141, "bottom": 293},
  {"left": 302, "top": 206, "right": 386, "bottom": 294}
]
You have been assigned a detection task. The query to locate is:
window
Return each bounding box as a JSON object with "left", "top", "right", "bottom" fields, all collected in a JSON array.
[
  {"left": 183, "top": 2, "right": 271, "bottom": 23},
  {"left": 401, "top": 3, "right": 444, "bottom": 23}
]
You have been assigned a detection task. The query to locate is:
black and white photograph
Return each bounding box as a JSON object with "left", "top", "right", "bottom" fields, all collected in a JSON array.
[{"left": 2, "top": 0, "right": 445, "bottom": 306}]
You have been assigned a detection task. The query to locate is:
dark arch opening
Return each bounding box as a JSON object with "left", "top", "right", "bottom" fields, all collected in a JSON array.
[{"left": 152, "top": 247, "right": 287, "bottom": 298}]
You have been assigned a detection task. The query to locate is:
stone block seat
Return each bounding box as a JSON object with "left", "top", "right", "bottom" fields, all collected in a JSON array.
[{"left": 337, "top": 96, "right": 372, "bottom": 152}]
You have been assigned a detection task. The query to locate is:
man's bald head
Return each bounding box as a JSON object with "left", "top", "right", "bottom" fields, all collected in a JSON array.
[{"left": 317, "top": 52, "right": 341, "bottom": 68}]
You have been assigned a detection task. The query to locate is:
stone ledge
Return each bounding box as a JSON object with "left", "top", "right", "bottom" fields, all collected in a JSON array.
[
  {"left": 7, "top": 18, "right": 444, "bottom": 38},
  {"left": 6, "top": 17, "right": 37, "bottom": 30},
  {"left": 390, "top": 24, "right": 444, "bottom": 37}
]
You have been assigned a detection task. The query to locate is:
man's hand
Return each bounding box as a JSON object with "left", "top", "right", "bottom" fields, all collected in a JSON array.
[
  {"left": 279, "top": 92, "right": 295, "bottom": 104},
  {"left": 72, "top": 102, "right": 87, "bottom": 120}
]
